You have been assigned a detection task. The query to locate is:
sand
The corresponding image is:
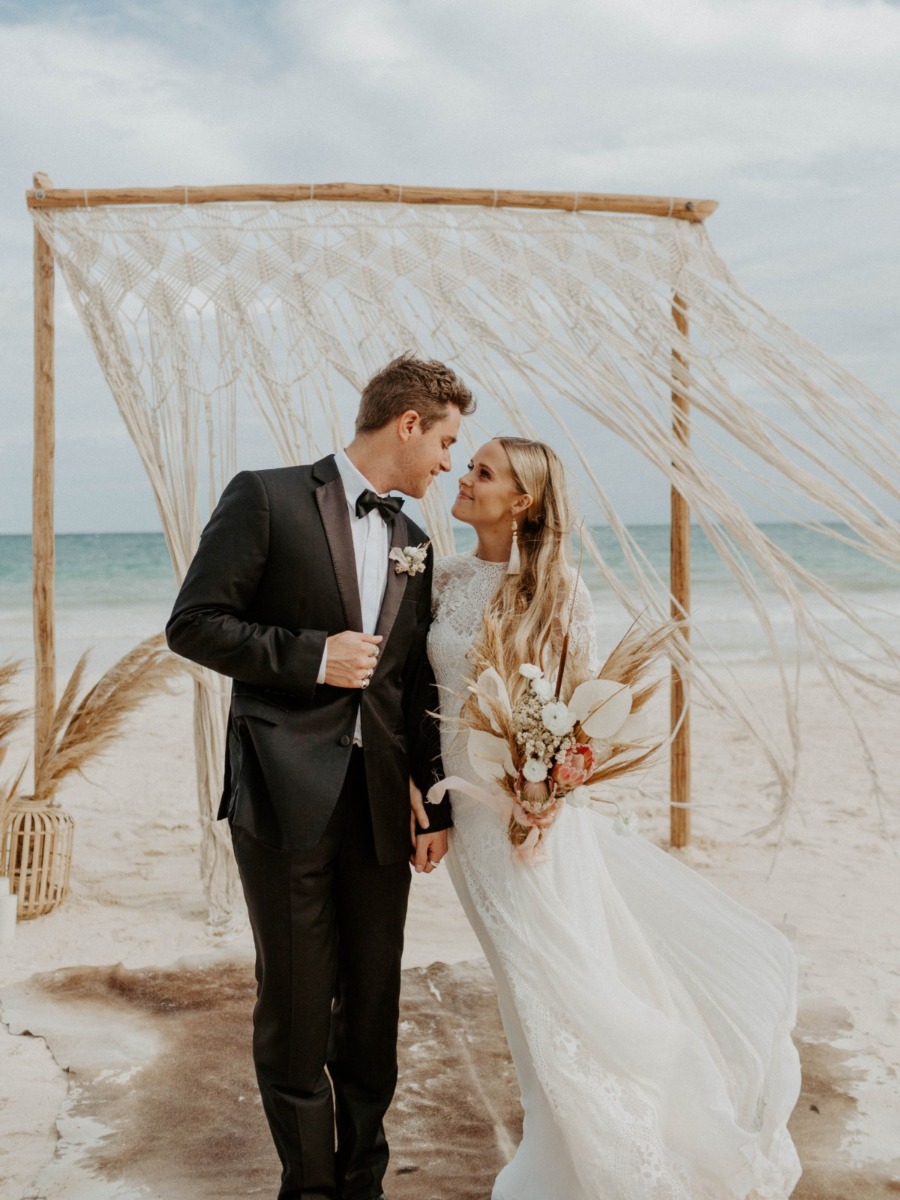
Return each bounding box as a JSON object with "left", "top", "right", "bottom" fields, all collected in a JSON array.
[{"left": 1, "top": 665, "right": 898, "bottom": 1198}]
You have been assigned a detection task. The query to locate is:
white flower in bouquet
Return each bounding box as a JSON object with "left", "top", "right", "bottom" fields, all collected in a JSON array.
[
  {"left": 519, "top": 663, "right": 543, "bottom": 680},
  {"left": 590, "top": 738, "right": 614, "bottom": 765},
  {"left": 531, "top": 676, "right": 554, "bottom": 702},
  {"left": 568, "top": 678, "right": 633, "bottom": 740},
  {"left": 522, "top": 757, "right": 548, "bottom": 783},
  {"left": 614, "top": 811, "right": 641, "bottom": 837},
  {"left": 567, "top": 785, "right": 593, "bottom": 808},
  {"left": 468, "top": 729, "right": 515, "bottom": 782},
  {"left": 541, "top": 700, "right": 576, "bottom": 737},
  {"left": 474, "top": 666, "right": 512, "bottom": 733}
]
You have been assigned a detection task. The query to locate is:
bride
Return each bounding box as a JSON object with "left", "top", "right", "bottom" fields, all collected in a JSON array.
[{"left": 419, "top": 436, "right": 802, "bottom": 1200}]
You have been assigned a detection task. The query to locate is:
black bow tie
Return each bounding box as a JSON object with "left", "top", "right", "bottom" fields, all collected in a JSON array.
[{"left": 355, "top": 489, "right": 405, "bottom": 523}]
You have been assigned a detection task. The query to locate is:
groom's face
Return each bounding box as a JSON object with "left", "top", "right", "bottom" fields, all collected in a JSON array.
[{"left": 395, "top": 406, "right": 461, "bottom": 498}]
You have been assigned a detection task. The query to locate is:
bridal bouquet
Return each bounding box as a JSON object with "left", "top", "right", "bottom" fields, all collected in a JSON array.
[{"left": 427, "top": 621, "right": 673, "bottom": 864}]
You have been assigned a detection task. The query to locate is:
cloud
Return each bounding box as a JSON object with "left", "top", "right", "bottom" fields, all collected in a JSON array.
[
  {"left": 0, "top": 0, "right": 897, "bottom": 530},
  {"left": 298, "top": 1, "right": 426, "bottom": 64},
  {"left": 0, "top": 22, "right": 256, "bottom": 181}
]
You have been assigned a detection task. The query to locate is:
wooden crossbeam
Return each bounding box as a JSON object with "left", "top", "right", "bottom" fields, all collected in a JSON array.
[{"left": 26, "top": 180, "right": 717, "bottom": 223}]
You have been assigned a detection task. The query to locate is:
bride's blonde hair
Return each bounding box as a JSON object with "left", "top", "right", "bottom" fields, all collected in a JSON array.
[{"left": 476, "top": 437, "right": 578, "bottom": 696}]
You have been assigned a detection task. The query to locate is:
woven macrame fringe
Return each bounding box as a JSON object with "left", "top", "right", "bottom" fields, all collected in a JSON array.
[{"left": 31, "top": 200, "right": 900, "bottom": 921}]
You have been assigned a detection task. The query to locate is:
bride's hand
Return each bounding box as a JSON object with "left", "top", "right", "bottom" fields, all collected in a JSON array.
[{"left": 528, "top": 797, "right": 563, "bottom": 829}]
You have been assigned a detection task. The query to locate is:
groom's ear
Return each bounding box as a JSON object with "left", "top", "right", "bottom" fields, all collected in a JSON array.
[{"left": 397, "top": 409, "right": 421, "bottom": 442}]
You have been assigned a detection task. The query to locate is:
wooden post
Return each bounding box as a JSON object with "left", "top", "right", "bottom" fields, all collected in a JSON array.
[
  {"left": 670, "top": 293, "right": 691, "bottom": 848},
  {"left": 32, "top": 174, "right": 56, "bottom": 771}
]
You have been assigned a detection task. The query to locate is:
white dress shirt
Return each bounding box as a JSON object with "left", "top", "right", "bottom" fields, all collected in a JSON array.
[
  {"left": 334, "top": 448, "right": 391, "bottom": 634},
  {"left": 317, "top": 450, "right": 395, "bottom": 742}
]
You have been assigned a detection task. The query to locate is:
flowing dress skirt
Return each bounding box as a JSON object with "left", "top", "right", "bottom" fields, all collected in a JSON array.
[{"left": 445, "top": 795, "right": 802, "bottom": 1200}]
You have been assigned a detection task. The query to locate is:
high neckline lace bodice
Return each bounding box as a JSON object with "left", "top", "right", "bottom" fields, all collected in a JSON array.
[{"left": 427, "top": 555, "right": 509, "bottom": 791}]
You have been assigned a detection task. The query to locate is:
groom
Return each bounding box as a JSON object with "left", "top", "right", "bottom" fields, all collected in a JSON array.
[{"left": 166, "top": 354, "right": 475, "bottom": 1200}]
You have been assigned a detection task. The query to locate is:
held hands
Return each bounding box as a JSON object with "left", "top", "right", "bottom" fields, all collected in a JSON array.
[
  {"left": 529, "top": 796, "right": 563, "bottom": 829},
  {"left": 324, "top": 631, "right": 383, "bottom": 689},
  {"left": 410, "top": 778, "right": 447, "bottom": 874}
]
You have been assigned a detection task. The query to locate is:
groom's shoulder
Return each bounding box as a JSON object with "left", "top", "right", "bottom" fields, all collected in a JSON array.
[
  {"left": 235, "top": 456, "right": 335, "bottom": 498},
  {"left": 254, "top": 463, "right": 316, "bottom": 488}
]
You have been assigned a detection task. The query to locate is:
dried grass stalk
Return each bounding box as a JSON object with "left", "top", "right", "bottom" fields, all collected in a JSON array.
[
  {"left": 30, "top": 633, "right": 185, "bottom": 806},
  {"left": 0, "top": 660, "right": 30, "bottom": 747},
  {"left": 597, "top": 618, "right": 681, "bottom": 695},
  {"left": 0, "top": 660, "right": 31, "bottom": 841}
]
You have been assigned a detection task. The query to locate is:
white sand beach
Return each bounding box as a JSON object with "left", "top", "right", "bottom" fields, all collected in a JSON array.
[{"left": 1, "top": 664, "right": 899, "bottom": 1198}]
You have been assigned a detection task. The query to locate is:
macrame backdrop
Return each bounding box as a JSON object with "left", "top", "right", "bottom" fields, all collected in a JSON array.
[{"left": 30, "top": 199, "right": 900, "bottom": 925}]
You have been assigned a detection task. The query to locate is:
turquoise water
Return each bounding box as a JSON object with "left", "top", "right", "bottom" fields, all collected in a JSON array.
[
  {"left": 0, "top": 534, "right": 178, "bottom": 673},
  {"left": 1, "top": 528, "right": 898, "bottom": 672}
]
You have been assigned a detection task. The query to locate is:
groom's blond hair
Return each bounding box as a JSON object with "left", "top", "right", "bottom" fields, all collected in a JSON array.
[{"left": 355, "top": 352, "right": 475, "bottom": 433}]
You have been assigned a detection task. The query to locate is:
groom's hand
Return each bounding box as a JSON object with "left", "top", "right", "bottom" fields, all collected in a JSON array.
[
  {"left": 412, "top": 829, "right": 448, "bottom": 874},
  {"left": 323, "top": 631, "right": 383, "bottom": 688}
]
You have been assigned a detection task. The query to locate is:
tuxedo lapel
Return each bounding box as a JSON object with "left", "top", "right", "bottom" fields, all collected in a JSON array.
[
  {"left": 374, "top": 513, "right": 410, "bottom": 649},
  {"left": 314, "top": 462, "right": 364, "bottom": 632}
]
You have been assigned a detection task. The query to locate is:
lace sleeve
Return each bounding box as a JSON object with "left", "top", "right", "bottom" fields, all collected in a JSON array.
[{"left": 567, "top": 576, "right": 600, "bottom": 675}]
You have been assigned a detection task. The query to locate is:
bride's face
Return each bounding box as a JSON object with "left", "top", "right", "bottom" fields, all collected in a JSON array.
[{"left": 452, "top": 440, "right": 530, "bottom": 531}]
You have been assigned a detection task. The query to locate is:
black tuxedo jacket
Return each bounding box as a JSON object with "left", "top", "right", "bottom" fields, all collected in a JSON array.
[{"left": 165, "top": 455, "right": 449, "bottom": 863}]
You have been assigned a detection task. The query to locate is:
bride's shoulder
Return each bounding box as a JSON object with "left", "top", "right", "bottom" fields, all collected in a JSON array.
[{"left": 433, "top": 551, "right": 475, "bottom": 587}]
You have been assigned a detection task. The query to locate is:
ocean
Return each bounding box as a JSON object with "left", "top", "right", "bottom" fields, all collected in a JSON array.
[{"left": 1, "top": 528, "right": 898, "bottom": 675}]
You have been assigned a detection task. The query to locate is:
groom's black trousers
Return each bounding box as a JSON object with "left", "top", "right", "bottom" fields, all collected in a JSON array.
[{"left": 232, "top": 748, "right": 411, "bottom": 1200}]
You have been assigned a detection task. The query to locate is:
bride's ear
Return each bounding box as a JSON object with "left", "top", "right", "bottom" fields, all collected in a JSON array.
[{"left": 512, "top": 495, "right": 532, "bottom": 518}]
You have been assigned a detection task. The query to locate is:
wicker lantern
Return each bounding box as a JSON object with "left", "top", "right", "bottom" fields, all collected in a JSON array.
[{"left": 1, "top": 803, "right": 74, "bottom": 919}]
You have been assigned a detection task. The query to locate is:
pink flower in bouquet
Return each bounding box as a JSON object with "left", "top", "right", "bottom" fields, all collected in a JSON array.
[
  {"left": 552, "top": 743, "right": 595, "bottom": 791},
  {"left": 516, "top": 761, "right": 555, "bottom": 812},
  {"left": 519, "top": 777, "right": 552, "bottom": 807},
  {"left": 519, "top": 759, "right": 551, "bottom": 807}
]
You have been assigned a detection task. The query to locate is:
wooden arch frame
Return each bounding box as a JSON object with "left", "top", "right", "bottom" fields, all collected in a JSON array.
[{"left": 27, "top": 175, "right": 718, "bottom": 847}]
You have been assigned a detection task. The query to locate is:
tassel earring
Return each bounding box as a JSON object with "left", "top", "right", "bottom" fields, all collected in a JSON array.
[{"left": 507, "top": 517, "right": 521, "bottom": 576}]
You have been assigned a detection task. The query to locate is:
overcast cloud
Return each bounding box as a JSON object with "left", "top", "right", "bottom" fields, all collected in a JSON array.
[{"left": 0, "top": 0, "right": 897, "bottom": 531}]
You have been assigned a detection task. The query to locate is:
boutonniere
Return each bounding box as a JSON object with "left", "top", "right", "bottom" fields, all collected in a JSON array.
[{"left": 389, "top": 542, "right": 430, "bottom": 575}]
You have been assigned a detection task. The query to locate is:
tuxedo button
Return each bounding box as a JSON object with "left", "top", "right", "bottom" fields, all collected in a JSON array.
[{"left": 339, "top": 734, "right": 351, "bottom": 747}]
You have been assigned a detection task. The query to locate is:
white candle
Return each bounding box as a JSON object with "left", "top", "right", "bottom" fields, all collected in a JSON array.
[{"left": 0, "top": 888, "right": 17, "bottom": 944}]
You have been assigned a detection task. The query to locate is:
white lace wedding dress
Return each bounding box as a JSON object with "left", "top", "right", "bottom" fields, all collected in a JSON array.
[{"left": 427, "top": 553, "right": 802, "bottom": 1200}]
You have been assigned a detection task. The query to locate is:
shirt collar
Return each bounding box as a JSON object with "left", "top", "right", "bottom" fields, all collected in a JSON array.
[{"left": 335, "top": 448, "right": 384, "bottom": 515}]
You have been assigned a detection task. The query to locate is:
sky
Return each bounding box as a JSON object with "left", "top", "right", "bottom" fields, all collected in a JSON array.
[{"left": 0, "top": 0, "right": 898, "bottom": 533}]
